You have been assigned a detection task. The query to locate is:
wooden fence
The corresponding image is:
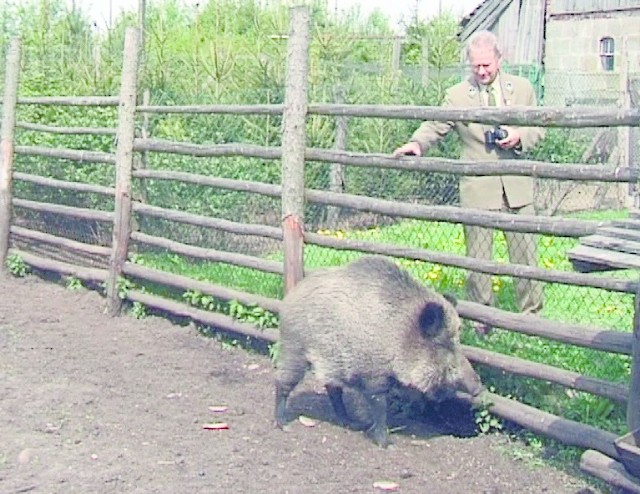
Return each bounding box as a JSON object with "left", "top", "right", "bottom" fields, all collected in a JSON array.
[{"left": 1, "top": 6, "right": 640, "bottom": 490}]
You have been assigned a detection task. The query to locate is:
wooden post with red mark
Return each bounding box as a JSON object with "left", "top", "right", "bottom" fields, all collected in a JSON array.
[
  {"left": 105, "top": 28, "right": 140, "bottom": 315},
  {"left": 280, "top": 6, "right": 310, "bottom": 294}
]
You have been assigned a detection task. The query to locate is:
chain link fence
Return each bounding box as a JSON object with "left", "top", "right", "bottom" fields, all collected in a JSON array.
[{"left": 7, "top": 46, "right": 639, "bottom": 330}]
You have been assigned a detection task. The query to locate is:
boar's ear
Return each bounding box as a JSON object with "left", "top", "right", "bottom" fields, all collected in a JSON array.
[
  {"left": 417, "top": 302, "right": 445, "bottom": 338},
  {"left": 442, "top": 292, "right": 457, "bottom": 307}
]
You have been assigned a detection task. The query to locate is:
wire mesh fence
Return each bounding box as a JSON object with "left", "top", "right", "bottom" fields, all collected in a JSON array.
[{"left": 7, "top": 56, "right": 639, "bottom": 331}]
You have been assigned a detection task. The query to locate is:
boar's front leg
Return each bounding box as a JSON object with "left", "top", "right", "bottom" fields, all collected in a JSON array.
[{"left": 363, "top": 392, "right": 391, "bottom": 448}]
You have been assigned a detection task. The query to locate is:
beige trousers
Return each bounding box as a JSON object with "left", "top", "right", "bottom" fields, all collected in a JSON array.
[{"left": 463, "top": 202, "right": 543, "bottom": 314}]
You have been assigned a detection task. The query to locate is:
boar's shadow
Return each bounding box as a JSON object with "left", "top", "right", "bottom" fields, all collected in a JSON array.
[{"left": 285, "top": 381, "right": 478, "bottom": 440}]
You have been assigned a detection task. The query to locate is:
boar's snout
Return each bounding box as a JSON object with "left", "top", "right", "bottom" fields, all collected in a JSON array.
[{"left": 459, "top": 358, "right": 484, "bottom": 397}]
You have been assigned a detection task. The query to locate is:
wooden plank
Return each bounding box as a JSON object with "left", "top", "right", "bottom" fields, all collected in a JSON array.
[
  {"left": 597, "top": 226, "right": 640, "bottom": 243},
  {"left": 629, "top": 283, "right": 640, "bottom": 431},
  {"left": 568, "top": 245, "right": 640, "bottom": 271},
  {"left": 581, "top": 234, "right": 640, "bottom": 256},
  {"left": 612, "top": 219, "right": 640, "bottom": 230}
]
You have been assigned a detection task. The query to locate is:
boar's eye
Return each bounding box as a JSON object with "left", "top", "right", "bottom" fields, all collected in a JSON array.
[{"left": 418, "top": 302, "right": 445, "bottom": 338}]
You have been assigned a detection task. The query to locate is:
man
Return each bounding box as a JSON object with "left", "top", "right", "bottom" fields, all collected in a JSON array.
[{"left": 393, "top": 30, "right": 545, "bottom": 334}]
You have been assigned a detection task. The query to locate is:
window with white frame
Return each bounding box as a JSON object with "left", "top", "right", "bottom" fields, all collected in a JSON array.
[{"left": 599, "top": 37, "right": 615, "bottom": 71}]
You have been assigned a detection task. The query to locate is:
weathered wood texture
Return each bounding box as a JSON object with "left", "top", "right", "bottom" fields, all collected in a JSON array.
[
  {"left": 130, "top": 231, "right": 283, "bottom": 274},
  {"left": 9, "top": 248, "right": 108, "bottom": 282},
  {"left": 132, "top": 138, "right": 640, "bottom": 183},
  {"left": 303, "top": 231, "right": 636, "bottom": 293},
  {"left": 0, "top": 38, "right": 21, "bottom": 273},
  {"left": 457, "top": 299, "right": 632, "bottom": 354},
  {"left": 464, "top": 345, "right": 628, "bottom": 403},
  {"left": 106, "top": 28, "right": 139, "bottom": 316},
  {"left": 14, "top": 145, "right": 115, "bottom": 164},
  {"left": 122, "top": 262, "right": 282, "bottom": 314},
  {"left": 125, "top": 289, "right": 278, "bottom": 349},
  {"left": 16, "top": 121, "right": 117, "bottom": 135},
  {"left": 458, "top": 390, "right": 619, "bottom": 460},
  {"left": 136, "top": 102, "right": 640, "bottom": 127},
  {"left": 280, "top": 5, "right": 309, "bottom": 294},
  {"left": 11, "top": 226, "right": 111, "bottom": 258},
  {"left": 132, "top": 203, "right": 282, "bottom": 239},
  {"left": 629, "top": 282, "right": 640, "bottom": 431},
  {"left": 14, "top": 172, "right": 115, "bottom": 196},
  {"left": 580, "top": 450, "right": 640, "bottom": 494},
  {"left": 12, "top": 198, "right": 114, "bottom": 222},
  {"left": 17, "top": 96, "right": 119, "bottom": 106}
]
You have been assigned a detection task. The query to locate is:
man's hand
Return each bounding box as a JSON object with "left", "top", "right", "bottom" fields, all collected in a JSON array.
[
  {"left": 497, "top": 126, "right": 522, "bottom": 150},
  {"left": 392, "top": 141, "right": 422, "bottom": 157}
]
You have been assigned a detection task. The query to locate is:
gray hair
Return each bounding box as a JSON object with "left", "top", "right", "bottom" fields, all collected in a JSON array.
[{"left": 466, "top": 30, "right": 502, "bottom": 58}]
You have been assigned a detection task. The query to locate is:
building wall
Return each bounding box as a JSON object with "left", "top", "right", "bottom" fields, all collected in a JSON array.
[{"left": 544, "top": 14, "right": 640, "bottom": 105}]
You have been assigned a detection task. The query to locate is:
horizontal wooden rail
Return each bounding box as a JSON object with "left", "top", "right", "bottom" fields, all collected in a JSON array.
[
  {"left": 132, "top": 203, "right": 282, "bottom": 239},
  {"left": 307, "top": 104, "right": 640, "bottom": 128},
  {"left": 464, "top": 345, "right": 627, "bottom": 403},
  {"left": 133, "top": 138, "right": 639, "bottom": 183},
  {"left": 10, "top": 226, "right": 111, "bottom": 258},
  {"left": 457, "top": 299, "right": 632, "bottom": 354},
  {"left": 12, "top": 198, "right": 114, "bottom": 222},
  {"left": 303, "top": 232, "right": 637, "bottom": 293},
  {"left": 304, "top": 188, "right": 601, "bottom": 237},
  {"left": 15, "top": 145, "right": 115, "bottom": 164},
  {"left": 131, "top": 231, "right": 283, "bottom": 274},
  {"left": 122, "top": 262, "right": 282, "bottom": 314},
  {"left": 580, "top": 450, "right": 640, "bottom": 493},
  {"left": 13, "top": 172, "right": 115, "bottom": 196},
  {"left": 132, "top": 168, "right": 282, "bottom": 197},
  {"left": 457, "top": 390, "right": 619, "bottom": 459},
  {"left": 134, "top": 102, "right": 640, "bottom": 128},
  {"left": 10, "top": 248, "right": 108, "bottom": 281},
  {"left": 16, "top": 121, "right": 117, "bottom": 136},
  {"left": 17, "top": 96, "right": 119, "bottom": 106},
  {"left": 125, "top": 289, "right": 278, "bottom": 347}
]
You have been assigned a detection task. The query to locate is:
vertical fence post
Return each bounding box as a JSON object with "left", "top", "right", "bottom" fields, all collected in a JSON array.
[
  {"left": 281, "top": 6, "right": 310, "bottom": 295},
  {"left": 106, "top": 27, "right": 140, "bottom": 315},
  {"left": 326, "top": 85, "right": 347, "bottom": 228},
  {"left": 0, "top": 38, "right": 21, "bottom": 275},
  {"left": 627, "top": 277, "right": 640, "bottom": 432}
]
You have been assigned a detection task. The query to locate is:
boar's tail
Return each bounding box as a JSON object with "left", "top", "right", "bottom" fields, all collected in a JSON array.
[{"left": 417, "top": 302, "right": 446, "bottom": 338}]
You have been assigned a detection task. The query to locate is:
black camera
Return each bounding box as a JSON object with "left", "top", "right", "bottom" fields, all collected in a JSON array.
[{"left": 484, "top": 127, "right": 508, "bottom": 148}]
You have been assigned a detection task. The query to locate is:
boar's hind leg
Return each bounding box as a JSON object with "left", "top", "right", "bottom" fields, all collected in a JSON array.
[
  {"left": 274, "top": 353, "right": 306, "bottom": 428},
  {"left": 326, "top": 384, "right": 371, "bottom": 431}
]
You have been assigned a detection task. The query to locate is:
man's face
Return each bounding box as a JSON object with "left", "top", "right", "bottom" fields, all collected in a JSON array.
[{"left": 469, "top": 46, "right": 500, "bottom": 85}]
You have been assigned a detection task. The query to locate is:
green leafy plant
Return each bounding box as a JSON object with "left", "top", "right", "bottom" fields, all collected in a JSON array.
[
  {"left": 6, "top": 254, "right": 30, "bottom": 278},
  {"left": 116, "top": 276, "right": 137, "bottom": 300},
  {"left": 228, "top": 300, "right": 278, "bottom": 329},
  {"left": 65, "top": 276, "right": 83, "bottom": 290},
  {"left": 130, "top": 301, "right": 147, "bottom": 319},
  {"left": 475, "top": 407, "right": 504, "bottom": 434}
]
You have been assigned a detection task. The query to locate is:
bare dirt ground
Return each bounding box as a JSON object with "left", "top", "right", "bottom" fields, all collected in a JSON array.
[{"left": 0, "top": 275, "right": 615, "bottom": 493}]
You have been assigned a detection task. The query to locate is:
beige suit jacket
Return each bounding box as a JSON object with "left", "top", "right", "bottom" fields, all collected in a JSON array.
[{"left": 410, "top": 72, "right": 545, "bottom": 210}]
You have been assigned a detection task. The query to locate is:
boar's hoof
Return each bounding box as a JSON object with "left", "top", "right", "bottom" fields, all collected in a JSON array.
[{"left": 365, "top": 424, "right": 392, "bottom": 448}]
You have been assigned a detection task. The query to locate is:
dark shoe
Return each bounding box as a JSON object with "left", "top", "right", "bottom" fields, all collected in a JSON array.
[{"left": 471, "top": 321, "right": 492, "bottom": 336}]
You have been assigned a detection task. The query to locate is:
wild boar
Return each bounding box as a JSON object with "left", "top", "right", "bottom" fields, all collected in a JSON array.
[{"left": 274, "top": 255, "right": 484, "bottom": 447}]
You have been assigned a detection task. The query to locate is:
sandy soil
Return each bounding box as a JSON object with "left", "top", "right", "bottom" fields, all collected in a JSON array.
[{"left": 0, "top": 275, "right": 613, "bottom": 493}]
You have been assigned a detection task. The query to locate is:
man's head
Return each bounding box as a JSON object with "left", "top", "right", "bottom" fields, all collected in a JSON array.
[{"left": 466, "top": 30, "right": 501, "bottom": 86}]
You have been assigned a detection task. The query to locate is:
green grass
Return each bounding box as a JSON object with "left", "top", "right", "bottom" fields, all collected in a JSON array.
[{"left": 130, "top": 208, "right": 635, "bottom": 435}]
